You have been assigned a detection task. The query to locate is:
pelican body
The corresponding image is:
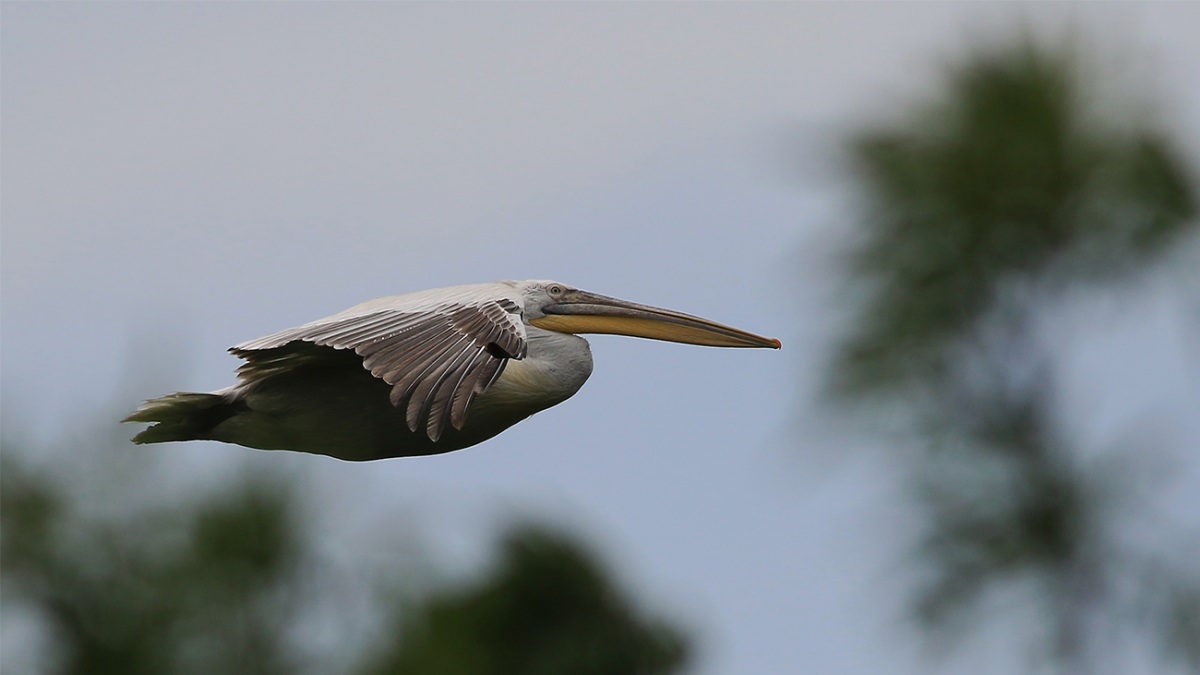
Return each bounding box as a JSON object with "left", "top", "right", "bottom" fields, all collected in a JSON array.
[{"left": 124, "top": 281, "right": 780, "bottom": 461}]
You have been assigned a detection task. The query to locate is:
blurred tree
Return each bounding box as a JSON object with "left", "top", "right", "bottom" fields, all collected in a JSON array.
[
  {"left": 2, "top": 416, "right": 689, "bottom": 674},
  {"left": 1, "top": 448, "right": 305, "bottom": 675},
  {"left": 358, "top": 525, "right": 689, "bottom": 675},
  {"left": 828, "top": 40, "right": 1200, "bottom": 672}
]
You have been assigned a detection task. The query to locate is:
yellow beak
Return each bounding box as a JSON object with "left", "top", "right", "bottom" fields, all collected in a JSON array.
[{"left": 529, "top": 290, "right": 781, "bottom": 349}]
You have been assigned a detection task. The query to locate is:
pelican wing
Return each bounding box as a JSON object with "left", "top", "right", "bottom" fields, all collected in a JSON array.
[{"left": 231, "top": 295, "right": 527, "bottom": 442}]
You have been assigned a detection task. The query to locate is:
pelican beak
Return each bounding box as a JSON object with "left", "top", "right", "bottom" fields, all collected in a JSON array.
[{"left": 529, "top": 290, "right": 781, "bottom": 349}]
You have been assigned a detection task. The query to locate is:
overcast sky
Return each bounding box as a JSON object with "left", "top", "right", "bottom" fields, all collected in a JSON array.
[{"left": 4, "top": 3, "right": 1199, "bottom": 674}]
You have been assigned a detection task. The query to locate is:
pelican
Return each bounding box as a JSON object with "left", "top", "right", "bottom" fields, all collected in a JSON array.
[{"left": 124, "top": 280, "right": 780, "bottom": 461}]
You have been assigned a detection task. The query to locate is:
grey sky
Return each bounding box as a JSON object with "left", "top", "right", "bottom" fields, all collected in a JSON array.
[{"left": 3, "top": 3, "right": 1199, "bottom": 674}]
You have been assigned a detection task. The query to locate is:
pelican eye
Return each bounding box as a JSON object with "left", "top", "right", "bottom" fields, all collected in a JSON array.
[{"left": 547, "top": 285, "right": 564, "bottom": 296}]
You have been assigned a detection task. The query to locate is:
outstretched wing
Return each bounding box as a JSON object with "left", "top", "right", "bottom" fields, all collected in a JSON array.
[{"left": 231, "top": 292, "right": 527, "bottom": 442}]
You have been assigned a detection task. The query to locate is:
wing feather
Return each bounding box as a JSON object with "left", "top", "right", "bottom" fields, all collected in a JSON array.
[
  {"left": 321, "top": 314, "right": 406, "bottom": 345},
  {"left": 230, "top": 291, "right": 526, "bottom": 441},
  {"left": 416, "top": 344, "right": 481, "bottom": 440},
  {"left": 441, "top": 347, "right": 491, "bottom": 430},
  {"left": 398, "top": 332, "right": 475, "bottom": 433},
  {"left": 377, "top": 331, "right": 468, "bottom": 408}
]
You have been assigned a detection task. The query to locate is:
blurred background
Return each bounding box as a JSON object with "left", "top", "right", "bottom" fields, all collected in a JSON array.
[{"left": 3, "top": 4, "right": 1198, "bottom": 674}]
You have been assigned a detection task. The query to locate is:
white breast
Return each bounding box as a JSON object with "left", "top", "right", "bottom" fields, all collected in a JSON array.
[{"left": 473, "top": 327, "right": 594, "bottom": 420}]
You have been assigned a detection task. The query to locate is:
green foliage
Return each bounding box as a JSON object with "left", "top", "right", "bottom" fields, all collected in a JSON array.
[
  {"left": 828, "top": 37, "right": 1200, "bottom": 671},
  {"left": 836, "top": 41, "right": 1196, "bottom": 398},
  {"left": 911, "top": 389, "right": 1104, "bottom": 638},
  {"left": 1, "top": 451, "right": 303, "bottom": 675},
  {"left": 2, "top": 422, "right": 691, "bottom": 675},
  {"left": 360, "top": 525, "right": 689, "bottom": 675}
]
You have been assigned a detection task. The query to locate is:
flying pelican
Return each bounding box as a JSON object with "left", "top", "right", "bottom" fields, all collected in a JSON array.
[{"left": 124, "top": 280, "right": 780, "bottom": 461}]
